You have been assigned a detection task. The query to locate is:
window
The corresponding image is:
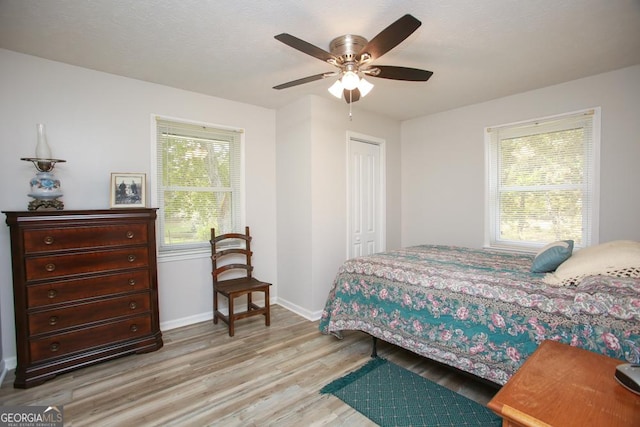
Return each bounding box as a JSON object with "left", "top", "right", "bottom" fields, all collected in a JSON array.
[
  {"left": 486, "top": 108, "right": 599, "bottom": 251},
  {"left": 154, "top": 117, "right": 243, "bottom": 253}
]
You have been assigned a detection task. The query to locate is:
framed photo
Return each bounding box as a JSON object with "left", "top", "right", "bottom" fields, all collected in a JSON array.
[{"left": 110, "top": 173, "right": 146, "bottom": 208}]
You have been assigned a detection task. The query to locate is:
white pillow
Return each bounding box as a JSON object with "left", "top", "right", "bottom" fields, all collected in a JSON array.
[{"left": 543, "top": 240, "right": 640, "bottom": 286}]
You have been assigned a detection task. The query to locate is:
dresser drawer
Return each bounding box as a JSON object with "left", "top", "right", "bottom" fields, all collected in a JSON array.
[
  {"left": 26, "top": 247, "right": 149, "bottom": 281},
  {"left": 29, "top": 293, "right": 151, "bottom": 335},
  {"left": 23, "top": 223, "right": 148, "bottom": 253},
  {"left": 29, "top": 315, "right": 152, "bottom": 363},
  {"left": 26, "top": 270, "right": 150, "bottom": 308}
]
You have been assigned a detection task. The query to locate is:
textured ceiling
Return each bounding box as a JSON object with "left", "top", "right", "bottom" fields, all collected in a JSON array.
[{"left": 1, "top": 0, "right": 640, "bottom": 121}]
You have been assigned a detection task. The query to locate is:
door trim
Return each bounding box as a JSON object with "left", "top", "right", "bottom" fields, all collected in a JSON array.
[{"left": 346, "top": 131, "right": 386, "bottom": 259}]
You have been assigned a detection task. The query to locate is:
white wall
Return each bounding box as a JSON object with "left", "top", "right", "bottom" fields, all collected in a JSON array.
[
  {"left": 275, "top": 97, "right": 314, "bottom": 315},
  {"left": 401, "top": 65, "right": 640, "bottom": 248},
  {"left": 0, "top": 49, "right": 277, "bottom": 367},
  {"left": 276, "top": 95, "right": 402, "bottom": 318}
]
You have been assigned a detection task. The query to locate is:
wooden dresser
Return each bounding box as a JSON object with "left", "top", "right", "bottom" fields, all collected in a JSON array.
[{"left": 4, "top": 209, "right": 163, "bottom": 388}]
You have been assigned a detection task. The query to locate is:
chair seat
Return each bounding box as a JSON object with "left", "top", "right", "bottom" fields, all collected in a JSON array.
[{"left": 215, "top": 277, "right": 271, "bottom": 296}]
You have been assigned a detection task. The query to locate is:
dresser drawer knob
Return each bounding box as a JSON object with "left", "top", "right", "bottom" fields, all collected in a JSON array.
[
  {"left": 127, "top": 255, "right": 136, "bottom": 262},
  {"left": 43, "top": 236, "right": 55, "bottom": 245},
  {"left": 47, "top": 289, "right": 58, "bottom": 299},
  {"left": 128, "top": 278, "right": 136, "bottom": 286},
  {"left": 48, "top": 316, "right": 59, "bottom": 326},
  {"left": 50, "top": 342, "right": 60, "bottom": 352},
  {"left": 126, "top": 231, "right": 134, "bottom": 239},
  {"left": 130, "top": 324, "right": 139, "bottom": 332},
  {"left": 45, "top": 263, "right": 56, "bottom": 272},
  {"left": 129, "top": 302, "right": 138, "bottom": 310}
]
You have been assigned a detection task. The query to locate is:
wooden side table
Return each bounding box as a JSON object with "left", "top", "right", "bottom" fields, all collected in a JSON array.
[{"left": 488, "top": 340, "right": 640, "bottom": 427}]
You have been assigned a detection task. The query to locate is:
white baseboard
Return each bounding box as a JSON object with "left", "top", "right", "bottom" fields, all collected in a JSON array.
[
  {"left": 160, "top": 312, "right": 214, "bottom": 331},
  {"left": 3, "top": 355, "right": 16, "bottom": 371},
  {"left": 276, "top": 298, "right": 323, "bottom": 321},
  {"left": 159, "top": 297, "right": 278, "bottom": 331},
  {"left": 0, "top": 359, "right": 7, "bottom": 385}
]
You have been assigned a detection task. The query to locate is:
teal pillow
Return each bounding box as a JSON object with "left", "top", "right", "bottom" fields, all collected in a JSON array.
[{"left": 531, "top": 240, "right": 574, "bottom": 273}]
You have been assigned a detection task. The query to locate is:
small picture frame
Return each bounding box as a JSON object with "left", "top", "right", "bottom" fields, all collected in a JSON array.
[{"left": 110, "top": 173, "right": 146, "bottom": 208}]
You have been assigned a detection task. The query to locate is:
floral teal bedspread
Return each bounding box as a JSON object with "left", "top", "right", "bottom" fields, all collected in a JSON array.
[{"left": 319, "top": 245, "right": 640, "bottom": 385}]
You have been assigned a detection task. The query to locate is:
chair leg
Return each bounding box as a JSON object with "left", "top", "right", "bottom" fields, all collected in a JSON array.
[
  {"left": 228, "top": 295, "right": 235, "bottom": 337},
  {"left": 247, "top": 292, "right": 253, "bottom": 311},
  {"left": 265, "top": 288, "right": 270, "bottom": 326},
  {"left": 213, "top": 290, "right": 219, "bottom": 324}
]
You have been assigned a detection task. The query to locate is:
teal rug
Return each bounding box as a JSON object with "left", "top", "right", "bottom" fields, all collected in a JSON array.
[{"left": 320, "top": 358, "right": 501, "bottom": 427}]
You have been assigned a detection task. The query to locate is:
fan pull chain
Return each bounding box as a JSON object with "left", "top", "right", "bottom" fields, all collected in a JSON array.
[{"left": 349, "top": 90, "right": 353, "bottom": 121}]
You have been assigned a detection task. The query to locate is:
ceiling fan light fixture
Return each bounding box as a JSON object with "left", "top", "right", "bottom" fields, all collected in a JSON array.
[
  {"left": 358, "top": 78, "right": 374, "bottom": 97},
  {"left": 341, "top": 71, "right": 360, "bottom": 90},
  {"left": 328, "top": 80, "right": 344, "bottom": 98}
]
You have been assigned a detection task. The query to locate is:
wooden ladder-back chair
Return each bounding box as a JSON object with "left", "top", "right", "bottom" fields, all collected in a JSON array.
[{"left": 210, "top": 226, "right": 271, "bottom": 337}]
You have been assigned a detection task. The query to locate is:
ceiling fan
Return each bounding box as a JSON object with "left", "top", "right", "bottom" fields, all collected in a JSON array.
[{"left": 273, "top": 14, "right": 433, "bottom": 104}]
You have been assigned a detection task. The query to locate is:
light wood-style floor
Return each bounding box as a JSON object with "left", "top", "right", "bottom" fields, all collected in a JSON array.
[{"left": 0, "top": 305, "right": 500, "bottom": 426}]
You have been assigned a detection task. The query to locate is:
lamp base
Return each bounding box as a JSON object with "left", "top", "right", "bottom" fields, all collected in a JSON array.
[
  {"left": 26, "top": 169, "right": 64, "bottom": 211},
  {"left": 28, "top": 198, "right": 64, "bottom": 211}
]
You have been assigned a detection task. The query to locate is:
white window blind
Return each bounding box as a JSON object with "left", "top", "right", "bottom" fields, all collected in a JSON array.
[
  {"left": 486, "top": 108, "right": 599, "bottom": 251},
  {"left": 155, "top": 118, "right": 243, "bottom": 252}
]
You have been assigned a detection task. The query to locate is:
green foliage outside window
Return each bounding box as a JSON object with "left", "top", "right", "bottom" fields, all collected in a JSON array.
[
  {"left": 497, "top": 128, "right": 585, "bottom": 245},
  {"left": 157, "top": 123, "right": 240, "bottom": 250},
  {"left": 488, "top": 108, "right": 598, "bottom": 251}
]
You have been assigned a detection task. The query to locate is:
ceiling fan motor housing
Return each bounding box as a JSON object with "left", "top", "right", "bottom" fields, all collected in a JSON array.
[{"left": 329, "top": 35, "right": 368, "bottom": 65}]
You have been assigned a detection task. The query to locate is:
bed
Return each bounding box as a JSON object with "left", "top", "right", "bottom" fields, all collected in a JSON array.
[{"left": 319, "top": 244, "right": 640, "bottom": 385}]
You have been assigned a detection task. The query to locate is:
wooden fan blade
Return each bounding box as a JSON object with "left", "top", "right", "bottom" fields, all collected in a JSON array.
[
  {"left": 357, "top": 14, "right": 421, "bottom": 62},
  {"left": 344, "top": 88, "right": 361, "bottom": 104},
  {"left": 370, "top": 66, "right": 433, "bottom": 81},
  {"left": 273, "top": 73, "right": 331, "bottom": 90},
  {"left": 275, "top": 33, "right": 337, "bottom": 63}
]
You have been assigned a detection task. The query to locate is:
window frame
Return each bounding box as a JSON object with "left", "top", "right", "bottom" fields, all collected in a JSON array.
[
  {"left": 484, "top": 108, "right": 600, "bottom": 252},
  {"left": 150, "top": 115, "right": 245, "bottom": 260}
]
